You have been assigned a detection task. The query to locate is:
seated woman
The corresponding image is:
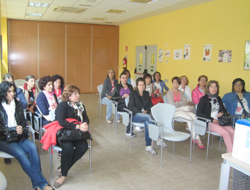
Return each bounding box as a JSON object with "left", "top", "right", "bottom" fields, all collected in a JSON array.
[
  {"left": 36, "top": 76, "right": 58, "bottom": 126},
  {"left": 2, "top": 73, "right": 27, "bottom": 109},
  {"left": 167, "top": 77, "right": 204, "bottom": 149},
  {"left": 123, "top": 69, "right": 136, "bottom": 88},
  {"left": 101, "top": 69, "right": 120, "bottom": 124},
  {"left": 178, "top": 75, "right": 193, "bottom": 106},
  {"left": 22, "top": 75, "right": 39, "bottom": 114},
  {"left": 222, "top": 78, "right": 250, "bottom": 119},
  {"left": 153, "top": 71, "right": 169, "bottom": 98},
  {"left": 128, "top": 77, "right": 166, "bottom": 153},
  {"left": 52, "top": 74, "right": 65, "bottom": 103},
  {"left": 143, "top": 73, "right": 163, "bottom": 105},
  {"left": 197, "top": 80, "right": 234, "bottom": 153},
  {"left": 107, "top": 72, "right": 133, "bottom": 112},
  {"left": 192, "top": 75, "right": 208, "bottom": 105},
  {"left": 0, "top": 81, "right": 54, "bottom": 190},
  {"left": 54, "top": 85, "right": 89, "bottom": 188}
]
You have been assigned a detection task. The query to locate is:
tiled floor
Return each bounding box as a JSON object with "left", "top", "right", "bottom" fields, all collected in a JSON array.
[{"left": 1, "top": 94, "right": 232, "bottom": 190}]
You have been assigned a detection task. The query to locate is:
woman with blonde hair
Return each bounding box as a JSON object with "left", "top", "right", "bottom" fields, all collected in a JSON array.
[
  {"left": 101, "top": 69, "right": 120, "bottom": 124},
  {"left": 178, "top": 75, "right": 193, "bottom": 105},
  {"left": 197, "top": 80, "right": 234, "bottom": 153}
]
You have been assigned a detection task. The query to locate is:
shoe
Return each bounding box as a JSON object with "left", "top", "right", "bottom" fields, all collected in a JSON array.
[
  {"left": 157, "top": 140, "right": 167, "bottom": 147},
  {"left": 146, "top": 146, "right": 157, "bottom": 154},
  {"left": 135, "top": 126, "right": 144, "bottom": 131},
  {"left": 57, "top": 152, "right": 62, "bottom": 160},
  {"left": 126, "top": 132, "right": 137, "bottom": 137},
  {"left": 106, "top": 119, "right": 112, "bottom": 124},
  {"left": 54, "top": 177, "right": 64, "bottom": 188},
  {"left": 4, "top": 158, "right": 11, "bottom": 165},
  {"left": 117, "top": 119, "right": 121, "bottom": 123},
  {"left": 56, "top": 165, "right": 62, "bottom": 177},
  {"left": 192, "top": 140, "right": 205, "bottom": 149},
  {"left": 45, "top": 184, "right": 55, "bottom": 190}
]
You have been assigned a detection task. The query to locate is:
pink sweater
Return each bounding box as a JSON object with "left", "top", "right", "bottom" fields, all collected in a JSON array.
[{"left": 192, "top": 85, "right": 204, "bottom": 105}]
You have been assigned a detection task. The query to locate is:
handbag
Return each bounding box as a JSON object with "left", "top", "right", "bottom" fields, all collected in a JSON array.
[
  {"left": 56, "top": 123, "right": 91, "bottom": 147},
  {"left": 218, "top": 112, "right": 232, "bottom": 126},
  {"left": 236, "top": 95, "right": 250, "bottom": 119},
  {"left": 5, "top": 126, "right": 30, "bottom": 143}
]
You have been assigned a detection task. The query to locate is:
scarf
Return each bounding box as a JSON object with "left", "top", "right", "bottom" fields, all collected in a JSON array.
[
  {"left": 43, "top": 90, "right": 58, "bottom": 110},
  {"left": 2, "top": 100, "right": 17, "bottom": 127},
  {"left": 67, "top": 101, "right": 85, "bottom": 123},
  {"left": 207, "top": 93, "right": 218, "bottom": 98}
]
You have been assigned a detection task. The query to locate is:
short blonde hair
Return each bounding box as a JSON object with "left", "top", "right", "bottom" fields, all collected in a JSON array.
[
  {"left": 106, "top": 69, "right": 116, "bottom": 79},
  {"left": 180, "top": 75, "right": 189, "bottom": 85},
  {"left": 205, "top": 80, "right": 220, "bottom": 95},
  {"left": 61, "top": 85, "right": 80, "bottom": 102}
]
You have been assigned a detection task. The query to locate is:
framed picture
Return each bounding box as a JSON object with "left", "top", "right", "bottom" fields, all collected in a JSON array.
[
  {"left": 158, "top": 49, "right": 163, "bottom": 62},
  {"left": 244, "top": 41, "right": 250, "bottom": 70}
]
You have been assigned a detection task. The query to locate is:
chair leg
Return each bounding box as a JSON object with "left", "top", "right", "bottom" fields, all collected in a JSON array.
[
  {"left": 130, "top": 122, "right": 132, "bottom": 149},
  {"left": 211, "top": 135, "right": 214, "bottom": 148},
  {"left": 219, "top": 136, "right": 222, "bottom": 148},
  {"left": 89, "top": 140, "right": 92, "bottom": 175},
  {"left": 49, "top": 146, "right": 53, "bottom": 183},
  {"left": 173, "top": 142, "right": 175, "bottom": 154},
  {"left": 151, "top": 141, "right": 154, "bottom": 157},
  {"left": 124, "top": 125, "right": 126, "bottom": 141},
  {"left": 206, "top": 133, "right": 211, "bottom": 160},
  {"left": 161, "top": 139, "right": 163, "bottom": 168}
]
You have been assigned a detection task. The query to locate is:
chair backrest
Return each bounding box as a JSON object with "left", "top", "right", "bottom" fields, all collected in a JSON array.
[
  {"left": 151, "top": 103, "right": 176, "bottom": 133},
  {"left": 163, "top": 95, "right": 167, "bottom": 103},
  {"left": 149, "top": 124, "right": 160, "bottom": 141},
  {"left": 0, "top": 171, "right": 7, "bottom": 190},
  {"left": 97, "top": 84, "right": 103, "bottom": 95},
  {"left": 193, "top": 120, "right": 207, "bottom": 136},
  {"left": 122, "top": 112, "right": 130, "bottom": 126},
  {"left": 14, "top": 79, "right": 26, "bottom": 88}
]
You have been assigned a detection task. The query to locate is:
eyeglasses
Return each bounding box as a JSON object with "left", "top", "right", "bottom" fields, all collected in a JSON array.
[{"left": 234, "top": 84, "right": 242, "bottom": 86}]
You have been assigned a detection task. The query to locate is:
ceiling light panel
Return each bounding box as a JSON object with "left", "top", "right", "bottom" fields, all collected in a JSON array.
[
  {"left": 29, "top": 2, "right": 50, "bottom": 7},
  {"left": 130, "top": 0, "right": 157, "bottom": 4},
  {"left": 26, "top": 13, "right": 43, "bottom": 16},
  {"left": 91, "top": 17, "right": 107, "bottom": 20},
  {"left": 106, "top": 9, "right": 127, "bottom": 14}
]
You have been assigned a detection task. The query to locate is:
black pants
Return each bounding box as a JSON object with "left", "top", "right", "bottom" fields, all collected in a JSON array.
[{"left": 61, "top": 140, "right": 88, "bottom": 176}]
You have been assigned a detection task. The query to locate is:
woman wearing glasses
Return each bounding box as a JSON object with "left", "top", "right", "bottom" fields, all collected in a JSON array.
[
  {"left": 222, "top": 78, "right": 250, "bottom": 120},
  {"left": 197, "top": 80, "right": 234, "bottom": 153}
]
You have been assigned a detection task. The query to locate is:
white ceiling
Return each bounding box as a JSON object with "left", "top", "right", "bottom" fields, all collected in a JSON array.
[{"left": 1, "top": 0, "right": 213, "bottom": 25}]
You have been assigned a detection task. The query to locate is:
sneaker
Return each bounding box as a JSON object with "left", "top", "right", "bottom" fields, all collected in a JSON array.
[
  {"left": 135, "top": 126, "right": 144, "bottom": 131},
  {"left": 117, "top": 119, "right": 121, "bottom": 123},
  {"left": 4, "top": 158, "right": 11, "bottom": 165},
  {"left": 146, "top": 146, "right": 157, "bottom": 154},
  {"left": 157, "top": 140, "right": 167, "bottom": 147},
  {"left": 106, "top": 119, "right": 112, "bottom": 124},
  {"left": 126, "top": 132, "right": 137, "bottom": 137}
]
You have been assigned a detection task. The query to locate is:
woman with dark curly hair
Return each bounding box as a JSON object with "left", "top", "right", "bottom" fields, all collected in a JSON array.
[
  {"left": 53, "top": 85, "right": 89, "bottom": 188},
  {"left": 36, "top": 75, "right": 58, "bottom": 126},
  {"left": 222, "top": 78, "right": 250, "bottom": 119},
  {"left": 0, "top": 81, "right": 54, "bottom": 190},
  {"left": 52, "top": 74, "right": 65, "bottom": 103}
]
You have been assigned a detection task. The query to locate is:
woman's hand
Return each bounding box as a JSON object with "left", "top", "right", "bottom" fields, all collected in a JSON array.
[
  {"left": 106, "top": 95, "right": 112, "bottom": 100},
  {"left": 213, "top": 119, "right": 219, "bottom": 123},
  {"left": 79, "top": 123, "right": 88, "bottom": 132},
  {"left": 143, "top": 110, "right": 147, "bottom": 114},
  {"left": 122, "top": 94, "right": 129, "bottom": 98},
  {"left": 217, "top": 112, "right": 224, "bottom": 118},
  {"left": 16, "top": 126, "right": 23, "bottom": 134},
  {"left": 27, "top": 105, "right": 35, "bottom": 114}
]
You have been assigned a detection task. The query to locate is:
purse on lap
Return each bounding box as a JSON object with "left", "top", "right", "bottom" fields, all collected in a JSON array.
[
  {"left": 236, "top": 95, "right": 250, "bottom": 119},
  {"left": 218, "top": 112, "right": 232, "bottom": 126},
  {"left": 5, "top": 126, "right": 30, "bottom": 143}
]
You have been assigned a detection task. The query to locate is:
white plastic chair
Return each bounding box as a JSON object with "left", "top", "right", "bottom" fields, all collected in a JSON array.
[
  {"left": 151, "top": 103, "right": 193, "bottom": 162},
  {"left": 112, "top": 101, "right": 123, "bottom": 134},
  {"left": 0, "top": 171, "right": 7, "bottom": 190},
  {"left": 14, "top": 79, "right": 25, "bottom": 88},
  {"left": 96, "top": 84, "right": 104, "bottom": 118}
]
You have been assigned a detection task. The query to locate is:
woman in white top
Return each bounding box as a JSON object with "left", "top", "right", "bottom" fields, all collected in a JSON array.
[{"left": 178, "top": 75, "right": 193, "bottom": 106}]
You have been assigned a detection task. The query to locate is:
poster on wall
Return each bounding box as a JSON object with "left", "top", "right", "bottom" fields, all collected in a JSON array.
[
  {"left": 174, "top": 49, "right": 182, "bottom": 60},
  {"left": 244, "top": 41, "right": 250, "bottom": 70},
  {"left": 158, "top": 49, "right": 163, "bottom": 62},
  {"left": 183, "top": 44, "right": 191, "bottom": 60},
  {"left": 165, "top": 50, "right": 170, "bottom": 57},
  {"left": 218, "top": 50, "right": 232, "bottom": 63},
  {"left": 203, "top": 44, "right": 212, "bottom": 62}
]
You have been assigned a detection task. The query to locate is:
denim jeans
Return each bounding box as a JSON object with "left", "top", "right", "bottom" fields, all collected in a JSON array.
[
  {"left": 132, "top": 113, "right": 153, "bottom": 146},
  {"left": 0, "top": 138, "right": 48, "bottom": 189},
  {"left": 101, "top": 97, "right": 119, "bottom": 120}
]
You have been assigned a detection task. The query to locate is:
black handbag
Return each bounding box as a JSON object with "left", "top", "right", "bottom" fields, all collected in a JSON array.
[
  {"left": 56, "top": 128, "right": 91, "bottom": 147},
  {"left": 218, "top": 112, "right": 232, "bottom": 126},
  {"left": 5, "top": 126, "right": 30, "bottom": 143}
]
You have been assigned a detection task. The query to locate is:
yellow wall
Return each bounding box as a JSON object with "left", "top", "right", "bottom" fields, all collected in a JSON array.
[
  {"left": 119, "top": 0, "right": 250, "bottom": 96},
  {"left": 1, "top": 17, "right": 8, "bottom": 81}
]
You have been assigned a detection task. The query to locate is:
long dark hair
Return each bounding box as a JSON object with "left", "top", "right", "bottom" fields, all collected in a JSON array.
[
  {"left": 0, "top": 81, "right": 16, "bottom": 103},
  {"left": 52, "top": 74, "right": 65, "bottom": 87},
  {"left": 232, "top": 78, "right": 246, "bottom": 93},
  {"left": 153, "top": 71, "right": 162, "bottom": 82}
]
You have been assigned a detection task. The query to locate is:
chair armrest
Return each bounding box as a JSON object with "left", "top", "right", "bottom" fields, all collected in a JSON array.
[
  {"left": 27, "top": 125, "right": 35, "bottom": 134},
  {"left": 123, "top": 108, "right": 133, "bottom": 114},
  {"left": 175, "top": 116, "right": 192, "bottom": 123},
  {"left": 150, "top": 120, "right": 164, "bottom": 127},
  {"left": 196, "top": 116, "right": 211, "bottom": 123}
]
